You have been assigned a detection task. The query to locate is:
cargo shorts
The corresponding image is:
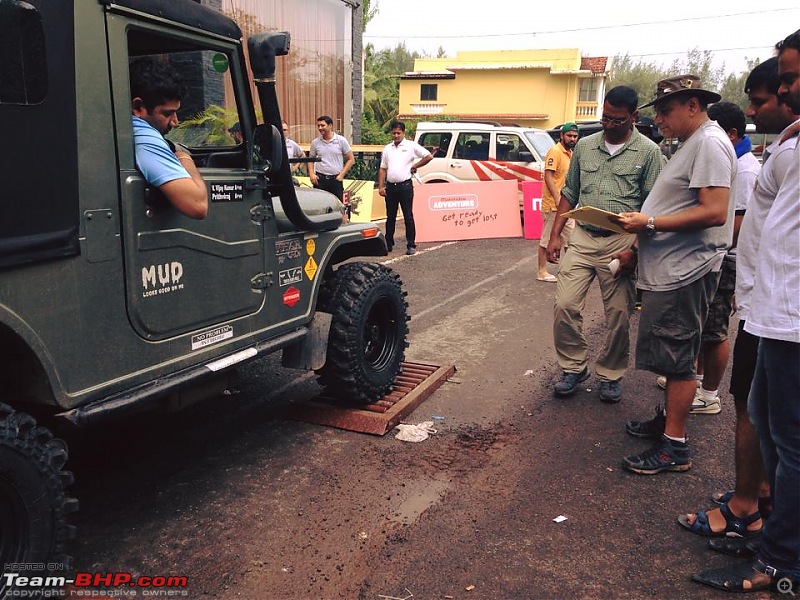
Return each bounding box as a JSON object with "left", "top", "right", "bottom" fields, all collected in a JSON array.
[
  {"left": 701, "top": 257, "right": 736, "bottom": 343},
  {"left": 635, "top": 270, "right": 720, "bottom": 380}
]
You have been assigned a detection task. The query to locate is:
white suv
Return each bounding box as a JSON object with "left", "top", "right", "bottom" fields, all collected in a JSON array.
[{"left": 414, "top": 121, "right": 554, "bottom": 185}]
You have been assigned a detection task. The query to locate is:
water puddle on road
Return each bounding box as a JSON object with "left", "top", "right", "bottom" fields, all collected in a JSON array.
[{"left": 389, "top": 477, "right": 450, "bottom": 525}]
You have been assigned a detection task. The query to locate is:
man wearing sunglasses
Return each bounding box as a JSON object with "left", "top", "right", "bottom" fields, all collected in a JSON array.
[
  {"left": 614, "top": 75, "right": 736, "bottom": 476},
  {"left": 547, "top": 86, "right": 663, "bottom": 404}
]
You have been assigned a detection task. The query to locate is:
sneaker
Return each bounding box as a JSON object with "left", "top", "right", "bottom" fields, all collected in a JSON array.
[
  {"left": 622, "top": 435, "right": 691, "bottom": 475},
  {"left": 691, "top": 389, "right": 721, "bottom": 415},
  {"left": 599, "top": 379, "right": 622, "bottom": 403},
  {"left": 406, "top": 247, "right": 416, "bottom": 255},
  {"left": 625, "top": 405, "right": 666, "bottom": 439},
  {"left": 554, "top": 367, "right": 589, "bottom": 396}
]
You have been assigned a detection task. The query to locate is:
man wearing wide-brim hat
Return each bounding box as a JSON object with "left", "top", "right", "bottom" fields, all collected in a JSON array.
[{"left": 611, "top": 74, "right": 737, "bottom": 476}]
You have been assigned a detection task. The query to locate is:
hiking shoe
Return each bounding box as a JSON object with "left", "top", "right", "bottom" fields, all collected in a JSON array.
[
  {"left": 622, "top": 435, "right": 691, "bottom": 475},
  {"left": 691, "top": 389, "right": 721, "bottom": 415},
  {"left": 406, "top": 247, "right": 416, "bottom": 255},
  {"left": 625, "top": 405, "right": 666, "bottom": 439},
  {"left": 554, "top": 367, "right": 589, "bottom": 397},
  {"left": 599, "top": 379, "right": 622, "bottom": 403}
]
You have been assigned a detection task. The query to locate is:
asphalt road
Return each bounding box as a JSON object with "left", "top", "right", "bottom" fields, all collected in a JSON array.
[{"left": 62, "top": 226, "right": 740, "bottom": 600}]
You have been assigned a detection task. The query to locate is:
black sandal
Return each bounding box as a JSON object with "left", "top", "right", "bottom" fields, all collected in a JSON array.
[
  {"left": 693, "top": 559, "right": 799, "bottom": 593},
  {"left": 708, "top": 536, "right": 761, "bottom": 558}
]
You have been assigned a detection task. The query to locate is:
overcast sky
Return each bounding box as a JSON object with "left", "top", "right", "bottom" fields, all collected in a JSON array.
[{"left": 363, "top": 2, "right": 799, "bottom": 74}]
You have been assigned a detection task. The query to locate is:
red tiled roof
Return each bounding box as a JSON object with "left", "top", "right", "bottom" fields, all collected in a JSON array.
[{"left": 580, "top": 57, "right": 608, "bottom": 74}]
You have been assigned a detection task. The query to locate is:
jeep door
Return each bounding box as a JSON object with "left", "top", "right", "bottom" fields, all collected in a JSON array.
[{"left": 109, "top": 19, "right": 269, "bottom": 342}]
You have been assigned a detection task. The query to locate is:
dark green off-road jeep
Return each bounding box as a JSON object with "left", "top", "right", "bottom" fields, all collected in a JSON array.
[{"left": 0, "top": 1, "right": 408, "bottom": 593}]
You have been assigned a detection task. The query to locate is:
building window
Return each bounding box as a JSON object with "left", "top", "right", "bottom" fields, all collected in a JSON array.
[
  {"left": 0, "top": 0, "right": 48, "bottom": 104},
  {"left": 579, "top": 78, "right": 598, "bottom": 103},
  {"left": 420, "top": 84, "right": 438, "bottom": 101}
]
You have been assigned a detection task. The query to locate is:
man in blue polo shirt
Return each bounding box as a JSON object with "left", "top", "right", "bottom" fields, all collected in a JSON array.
[{"left": 130, "top": 57, "right": 208, "bottom": 219}]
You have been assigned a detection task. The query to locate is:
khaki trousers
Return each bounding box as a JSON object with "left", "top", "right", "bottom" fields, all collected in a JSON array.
[{"left": 553, "top": 226, "right": 636, "bottom": 382}]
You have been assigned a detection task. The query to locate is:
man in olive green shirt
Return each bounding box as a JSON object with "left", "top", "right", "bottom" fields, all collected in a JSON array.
[{"left": 547, "top": 86, "right": 663, "bottom": 403}]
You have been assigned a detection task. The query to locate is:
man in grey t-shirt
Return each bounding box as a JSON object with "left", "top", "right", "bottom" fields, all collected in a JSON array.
[
  {"left": 308, "top": 115, "right": 355, "bottom": 202},
  {"left": 613, "top": 75, "right": 736, "bottom": 476}
]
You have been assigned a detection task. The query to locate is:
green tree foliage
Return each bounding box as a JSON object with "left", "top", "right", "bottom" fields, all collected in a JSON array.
[
  {"left": 608, "top": 54, "right": 665, "bottom": 114},
  {"left": 361, "top": 111, "right": 391, "bottom": 145},
  {"left": 610, "top": 48, "right": 752, "bottom": 117},
  {"left": 674, "top": 49, "right": 725, "bottom": 92},
  {"left": 168, "top": 105, "right": 239, "bottom": 146},
  {"left": 719, "top": 58, "right": 762, "bottom": 112},
  {"left": 362, "top": 0, "right": 378, "bottom": 31},
  {"left": 362, "top": 42, "right": 420, "bottom": 139}
]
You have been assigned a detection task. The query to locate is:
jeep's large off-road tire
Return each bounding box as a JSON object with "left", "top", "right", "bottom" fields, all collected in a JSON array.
[
  {"left": 0, "top": 403, "right": 77, "bottom": 596},
  {"left": 317, "top": 262, "right": 409, "bottom": 403}
]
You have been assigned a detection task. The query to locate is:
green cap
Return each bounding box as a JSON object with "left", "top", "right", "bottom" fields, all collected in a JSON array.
[{"left": 561, "top": 122, "right": 578, "bottom": 133}]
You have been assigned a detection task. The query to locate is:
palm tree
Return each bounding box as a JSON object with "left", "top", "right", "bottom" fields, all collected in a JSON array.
[
  {"left": 168, "top": 105, "right": 240, "bottom": 146},
  {"left": 363, "top": 43, "right": 419, "bottom": 131}
]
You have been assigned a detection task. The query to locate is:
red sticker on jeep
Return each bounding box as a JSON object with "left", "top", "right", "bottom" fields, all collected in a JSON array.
[{"left": 283, "top": 286, "right": 300, "bottom": 307}]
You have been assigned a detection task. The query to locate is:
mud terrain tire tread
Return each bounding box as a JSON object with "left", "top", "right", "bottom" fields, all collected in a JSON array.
[
  {"left": 316, "top": 262, "right": 409, "bottom": 403},
  {"left": 0, "top": 403, "right": 78, "bottom": 595}
]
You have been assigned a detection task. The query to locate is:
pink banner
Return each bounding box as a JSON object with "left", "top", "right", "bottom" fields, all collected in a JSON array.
[
  {"left": 413, "top": 180, "right": 523, "bottom": 242},
  {"left": 521, "top": 181, "right": 544, "bottom": 240}
]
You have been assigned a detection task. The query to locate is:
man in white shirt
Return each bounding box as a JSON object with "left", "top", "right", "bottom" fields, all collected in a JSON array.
[
  {"left": 693, "top": 30, "right": 800, "bottom": 594},
  {"left": 687, "top": 101, "right": 761, "bottom": 416},
  {"left": 679, "top": 55, "right": 796, "bottom": 564},
  {"left": 378, "top": 121, "right": 432, "bottom": 255}
]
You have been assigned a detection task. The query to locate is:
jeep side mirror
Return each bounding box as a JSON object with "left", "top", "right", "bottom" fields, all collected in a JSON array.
[
  {"left": 518, "top": 150, "right": 534, "bottom": 162},
  {"left": 247, "top": 31, "right": 326, "bottom": 232},
  {"left": 253, "top": 124, "right": 284, "bottom": 174}
]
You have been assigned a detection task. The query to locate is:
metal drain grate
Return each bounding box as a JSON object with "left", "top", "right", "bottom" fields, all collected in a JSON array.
[{"left": 284, "top": 361, "right": 456, "bottom": 435}]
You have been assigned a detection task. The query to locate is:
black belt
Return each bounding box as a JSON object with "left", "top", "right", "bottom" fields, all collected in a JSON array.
[
  {"left": 386, "top": 179, "right": 412, "bottom": 186},
  {"left": 317, "top": 173, "right": 338, "bottom": 179},
  {"left": 579, "top": 224, "right": 614, "bottom": 238}
]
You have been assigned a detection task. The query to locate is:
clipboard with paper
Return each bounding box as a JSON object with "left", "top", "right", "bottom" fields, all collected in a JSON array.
[{"left": 560, "top": 205, "right": 628, "bottom": 234}]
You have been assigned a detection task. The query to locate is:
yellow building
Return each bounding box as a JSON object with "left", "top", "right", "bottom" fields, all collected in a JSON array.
[{"left": 398, "top": 49, "right": 610, "bottom": 130}]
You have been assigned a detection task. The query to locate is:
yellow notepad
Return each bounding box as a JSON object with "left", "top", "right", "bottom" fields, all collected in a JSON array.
[{"left": 560, "top": 206, "right": 628, "bottom": 235}]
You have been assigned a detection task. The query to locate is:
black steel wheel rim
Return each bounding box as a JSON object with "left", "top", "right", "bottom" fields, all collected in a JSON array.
[{"left": 362, "top": 293, "right": 398, "bottom": 370}]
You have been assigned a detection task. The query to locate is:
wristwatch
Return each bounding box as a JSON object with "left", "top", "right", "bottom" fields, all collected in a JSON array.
[{"left": 646, "top": 216, "right": 656, "bottom": 234}]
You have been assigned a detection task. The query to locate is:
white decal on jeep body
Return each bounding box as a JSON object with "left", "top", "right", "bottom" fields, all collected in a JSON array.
[
  {"left": 192, "top": 325, "right": 234, "bottom": 350},
  {"left": 141, "top": 262, "right": 185, "bottom": 298},
  {"left": 279, "top": 267, "right": 303, "bottom": 286}
]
